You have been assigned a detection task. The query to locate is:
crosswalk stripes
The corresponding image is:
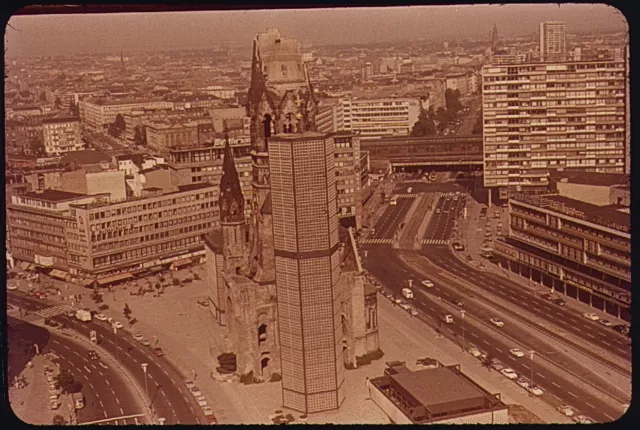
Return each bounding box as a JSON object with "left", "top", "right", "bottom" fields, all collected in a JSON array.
[
  {"left": 395, "top": 194, "right": 419, "bottom": 198},
  {"left": 36, "top": 304, "right": 76, "bottom": 319},
  {"left": 421, "top": 239, "right": 451, "bottom": 245},
  {"left": 360, "top": 238, "right": 393, "bottom": 245},
  {"left": 403, "top": 179, "right": 428, "bottom": 183}
]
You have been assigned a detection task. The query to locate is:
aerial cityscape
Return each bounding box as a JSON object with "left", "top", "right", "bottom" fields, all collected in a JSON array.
[{"left": 4, "top": 4, "right": 630, "bottom": 425}]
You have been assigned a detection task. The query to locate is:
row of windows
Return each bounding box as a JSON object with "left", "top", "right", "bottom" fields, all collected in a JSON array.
[
  {"left": 11, "top": 238, "right": 66, "bottom": 255},
  {"left": 86, "top": 193, "right": 214, "bottom": 220},
  {"left": 9, "top": 216, "right": 65, "bottom": 235},
  {"left": 89, "top": 210, "right": 214, "bottom": 240},
  {"left": 92, "top": 223, "right": 211, "bottom": 254},
  {"left": 92, "top": 234, "right": 202, "bottom": 267},
  {"left": 12, "top": 228, "right": 66, "bottom": 245}
]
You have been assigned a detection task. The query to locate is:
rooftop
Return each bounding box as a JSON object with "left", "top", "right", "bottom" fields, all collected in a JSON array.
[
  {"left": 61, "top": 150, "right": 111, "bottom": 165},
  {"left": 270, "top": 131, "right": 333, "bottom": 141},
  {"left": 550, "top": 170, "right": 629, "bottom": 187},
  {"left": 21, "top": 189, "right": 89, "bottom": 202},
  {"left": 390, "top": 366, "right": 489, "bottom": 414},
  {"left": 512, "top": 193, "right": 630, "bottom": 233}
]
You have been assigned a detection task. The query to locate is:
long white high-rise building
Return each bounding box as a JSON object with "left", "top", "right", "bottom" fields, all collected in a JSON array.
[{"left": 539, "top": 21, "right": 567, "bottom": 62}]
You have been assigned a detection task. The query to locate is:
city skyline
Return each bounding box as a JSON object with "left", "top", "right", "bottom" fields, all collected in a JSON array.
[{"left": 5, "top": 4, "right": 627, "bottom": 57}]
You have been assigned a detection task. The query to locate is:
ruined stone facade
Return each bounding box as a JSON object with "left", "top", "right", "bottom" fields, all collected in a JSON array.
[{"left": 203, "top": 28, "right": 379, "bottom": 406}]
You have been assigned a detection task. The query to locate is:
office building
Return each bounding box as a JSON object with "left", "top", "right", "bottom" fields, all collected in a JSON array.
[
  {"left": 78, "top": 98, "right": 175, "bottom": 131},
  {"left": 481, "top": 59, "right": 627, "bottom": 200},
  {"left": 42, "top": 117, "right": 84, "bottom": 156},
  {"left": 539, "top": 21, "right": 567, "bottom": 62},
  {"left": 369, "top": 362, "right": 509, "bottom": 424},
  {"left": 334, "top": 132, "right": 363, "bottom": 228},
  {"left": 493, "top": 191, "right": 630, "bottom": 322},
  {"left": 316, "top": 98, "right": 344, "bottom": 133},
  {"left": 341, "top": 97, "right": 421, "bottom": 140},
  {"left": 269, "top": 131, "right": 345, "bottom": 413}
]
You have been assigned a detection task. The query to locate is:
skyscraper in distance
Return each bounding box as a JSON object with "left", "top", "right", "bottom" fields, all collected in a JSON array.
[
  {"left": 269, "top": 131, "right": 345, "bottom": 414},
  {"left": 539, "top": 21, "right": 567, "bottom": 62}
]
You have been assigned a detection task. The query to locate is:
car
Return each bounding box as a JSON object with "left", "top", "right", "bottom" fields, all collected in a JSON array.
[
  {"left": 436, "top": 209, "right": 441, "bottom": 214},
  {"left": 112, "top": 321, "right": 124, "bottom": 329},
  {"left": 612, "top": 324, "right": 630, "bottom": 335},
  {"left": 527, "top": 385, "right": 544, "bottom": 396},
  {"left": 540, "top": 293, "right": 553, "bottom": 301},
  {"left": 184, "top": 379, "right": 195, "bottom": 389},
  {"left": 421, "top": 280, "right": 434, "bottom": 288},
  {"left": 67, "top": 310, "right": 76, "bottom": 318},
  {"left": 141, "top": 338, "right": 151, "bottom": 347},
  {"left": 107, "top": 317, "right": 114, "bottom": 324},
  {"left": 87, "top": 351, "right": 99, "bottom": 360},
  {"left": 95, "top": 314, "right": 107, "bottom": 321},
  {"left": 500, "top": 368, "right": 518, "bottom": 380},
  {"left": 7, "top": 284, "right": 18, "bottom": 291},
  {"left": 153, "top": 347, "right": 165, "bottom": 357},
  {"left": 516, "top": 377, "right": 530, "bottom": 389},
  {"left": 189, "top": 386, "right": 202, "bottom": 397},
  {"left": 133, "top": 333, "right": 144, "bottom": 341},
  {"left": 573, "top": 415, "right": 595, "bottom": 424},
  {"left": 384, "top": 292, "right": 394, "bottom": 300},
  {"left": 490, "top": 361, "right": 505, "bottom": 372},
  {"left": 599, "top": 319, "right": 614, "bottom": 327},
  {"left": 400, "top": 303, "right": 411, "bottom": 311},
  {"left": 468, "top": 347, "right": 481, "bottom": 357},
  {"left": 44, "top": 319, "right": 59, "bottom": 328},
  {"left": 552, "top": 298, "right": 566, "bottom": 307},
  {"left": 394, "top": 298, "right": 403, "bottom": 305},
  {"left": 454, "top": 299, "right": 464, "bottom": 308},
  {"left": 557, "top": 405, "right": 575, "bottom": 417},
  {"left": 509, "top": 348, "right": 525, "bottom": 358},
  {"left": 410, "top": 308, "right": 419, "bottom": 317},
  {"left": 583, "top": 313, "right": 600, "bottom": 321},
  {"left": 490, "top": 318, "right": 505, "bottom": 328}
]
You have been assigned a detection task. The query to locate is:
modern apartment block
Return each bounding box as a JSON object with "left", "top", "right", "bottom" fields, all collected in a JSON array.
[
  {"left": 316, "top": 98, "right": 344, "bottom": 133},
  {"left": 7, "top": 183, "right": 218, "bottom": 282},
  {"left": 539, "top": 21, "right": 567, "bottom": 62},
  {"left": 42, "top": 117, "right": 84, "bottom": 156},
  {"left": 334, "top": 131, "right": 363, "bottom": 228},
  {"left": 493, "top": 192, "right": 630, "bottom": 322},
  {"left": 269, "top": 131, "right": 345, "bottom": 414},
  {"left": 341, "top": 97, "right": 420, "bottom": 140},
  {"left": 481, "top": 60, "right": 627, "bottom": 199}
]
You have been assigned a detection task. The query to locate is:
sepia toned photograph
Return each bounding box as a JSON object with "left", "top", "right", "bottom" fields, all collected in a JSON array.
[{"left": 4, "top": 3, "right": 630, "bottom": 425}]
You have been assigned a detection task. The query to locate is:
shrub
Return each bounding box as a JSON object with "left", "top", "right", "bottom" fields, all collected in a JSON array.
[
  {"left": 239, "top": 371, "right": 254, "bottom": 385},
  {"left": 269, "top": 372, "right": 282, "bottom": 382},
  {"left": 356, "top": 349, "right": 384, "bottom": 367}
]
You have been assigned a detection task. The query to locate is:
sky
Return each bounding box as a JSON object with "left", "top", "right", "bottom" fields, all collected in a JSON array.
[{"left": 4, "top": 4, "right": 628, "bottom": 57}]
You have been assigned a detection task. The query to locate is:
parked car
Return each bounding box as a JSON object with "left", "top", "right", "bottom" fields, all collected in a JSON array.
[
  {"left": 87, "top": 351, "right": 99, "bottom": 360},
  {"left": 552, "top": 298, "right": 566, "bottom": 307},
  {"left": 599, "top": 319, "right": 614, "bottom": 327},
  {"left": 490, "top": 361, "right": 505, "bottom": 372},
  {"left": 557, "top": 405, "right": 575, "bottom": 417},
  {"left": 468, "top": 347, "right": 481, "bottom": 357},
  {"left": 516, "top": 377, "right": 530, "bottom": 389},
  {"left": 7, "top": 284, "right": 18, "bottom": 291},
  {"left": 112, "top": 321, "right": 124, "bottom": 329},
  {"left": 153, "top": 347, "right": 165, "bottom": 357},
  {"left": 612, "top": 324, "right": 630, "bottom": 335},
  {"left": 95, "top": 314, "right": 107, "bottom": 322},
  {"left": 384, "top": 292, "right": 394, "bottom": 300},
  {"left": 410, "top": 308, "right": 419, "bottom": 317},
  {"left": 583, "top": 313, "right": 600, "bottom": 322},
  {"left": 133, "top": 333, "right": 144, "bottom": 341},
  {"left": 394, "top": 298, "right": 403, "bottom": 305},
  {"left": 454, "top": 299, "right": 464, "bottom": 308},
  {"left": 540, "top": 293, "right": 553, "bottom": 301},
  {"left": 490, "top": 318, "right": 505, "bottom": 328},
  {"left": 528, "top": 385, "right": 544, "bottom": 396},
  {"left": 141, "top": 339, "right": 151, "bottom": 347},
  {"left": 500, "top": 368, "right": 518, "bottom": 380},
  {"left": 400, "top": 303, "right": 411, "bottom": 311},
  {"left": 509, "top": 348, "right": 525, "bottom": 358},
  {"left": 189, "top": 386, "right": 202, "bottom": 397},
  {"left": 421, "top": 280, "right": 434, "bottom": 288},
  {"left": 184, "top": 379, "right": 195, "bottom": 390},
  {"left": 573, "top": 415, "right": 595, "bottom": 424}
]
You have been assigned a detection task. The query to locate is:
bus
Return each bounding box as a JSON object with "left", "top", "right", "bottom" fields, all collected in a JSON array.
[{"left": 389, "top": 196, "right": 398, "bottom": 206}]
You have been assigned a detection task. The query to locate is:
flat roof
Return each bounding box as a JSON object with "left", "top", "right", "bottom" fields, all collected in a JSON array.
[
  {"left": 390, "top": 366, "right": 488, "bottom": 413},
  {"left": 61, "top": 150, "right": 111, "bottom": 165},
  {"left": 550, "top": 170, "right": 629, "bottom": 187},
  {"left": 270, "top": 131, "right": 333, "bottom": 141},
  {"left": 21, "top": 190, "right": 89, "bottom": 202}
]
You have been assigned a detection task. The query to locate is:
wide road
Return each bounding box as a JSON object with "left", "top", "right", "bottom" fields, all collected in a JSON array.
[
  {"left": 8, "top": 316, "right": 144, "bottom": 424},
  {"left": 423, "top": 194, "right": 467, "bottom": 241},
  {"left": 369, "top": 196, "right": 414, "bottom": 240},
  {"left": 363, "top": 249, "right": 624, "bottom": 423},
  {"left": 425, "top": 247, "right": 632, "bottom": 363},
  {"left": 7, "top": 292, "right": 205, "bottom": 425}
]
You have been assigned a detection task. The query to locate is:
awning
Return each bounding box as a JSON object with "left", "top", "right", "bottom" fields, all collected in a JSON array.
[
  {"left": 97, "top": 273, "right": 133, "bottom": 286},
  {"left": 49, "top": 269, "right": 70, "bottom": 281},
  {"left": 81, "top": 279, "right": 96, "bottom": 287},
  {"left": 170, "top": 258, "right": 192, "bottom": 270},
  {"left": 150, "top": 266, "right": 165, "bottom": 273},
  {"left": 19, "top": 262, "right": 32, "bottom": 271}
]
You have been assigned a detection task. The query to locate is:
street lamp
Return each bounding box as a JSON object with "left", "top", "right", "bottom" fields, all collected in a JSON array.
[
  {"left": 460, "top": 310, "right": 466, "bottom": 352},
  {"left": 529, "top": 350, "right": 535, "bottom": 389},
  {"left": 141, "top": 363, "right": 149, "bottom": 404},
  {"left": 113, "top": 326, "right": 119, "bottom": 363}
]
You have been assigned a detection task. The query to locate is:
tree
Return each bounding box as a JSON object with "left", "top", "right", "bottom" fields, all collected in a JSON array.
[
  {"left": 69, "top": 101, "right": 79, "bottom": 117},
  {"left": 444, "top": 88, "right": 463, "bottom": 114},
  {"left": 54, "top": 96, "right": 62, "bottom": 109},
  {"left": 90, "top": 288, "right": 103, "bottom": 304},
  {"left": 123, "top": 303, "right": 132, "bottom": 320},
  {"left": 133, "top": 125, "right": 146, "bottom": 146},
  {"left": 39, "top": 91, "right": 47, "bottom": 102},
  {"left": 52, "top": 414, "right": 67, "bottom": 425},
  {"left": 410, "top": 106, "right": 436, "bottom": 137},
  {"left": 472, "top": 109, "right": 483, "bottom": 135},
  {"left": 27, "top": 137, "right": 46, "bottom": 156},
  {"left": 114, "top": 113, "right": 126, "bottom": 132},
  {"left": 54, "top": 369, "right": 82, "bottom": 394}
]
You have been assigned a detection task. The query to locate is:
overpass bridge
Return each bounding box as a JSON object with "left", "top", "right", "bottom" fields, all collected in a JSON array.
[{"left": 362, "top": 135, "right": 483, "bottom": 171}]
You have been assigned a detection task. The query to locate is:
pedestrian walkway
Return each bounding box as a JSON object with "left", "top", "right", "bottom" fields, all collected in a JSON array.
[
  {"left": 402, "top": 179, "right": 428, "bottom": 183},
  {"left": 360, "top": 238, "right": 393, "bottom": 245},
  {"left": 36, "top": 304, "right": 76, "bottom": 319},
  {"left": 394, "top": 194, "right": 419, "bottom": 198},
  {"left": 421, "top": 239, "right": 450, "bottom": 245}
]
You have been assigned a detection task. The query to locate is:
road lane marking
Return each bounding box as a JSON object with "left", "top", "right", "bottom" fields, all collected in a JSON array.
[
  {"left": 509, "top": 356, "right": 516, "bottom": 361},
  {"left": 89, "top": 382, "right": 94, "bottom": 389},
  {"left": 551, "top": 382, "right": 561, "bottom": 388},
  {"left": 586, "top": 333, "right": 596, "bottom": 339},
  {"left": 82, "top": 357, "right": 89, "bottom": 363},
  {"left": 73, "top": 351, "right": 80, "bottom": 357},
  {"left": 99, "top": 362, "right": 108, "bottom": 369},
  {"left": 482, "top": 340, "right": 489, "bottom": 345},
  {"left": 470, "top": 333, "right": 478, "bottom": 338},
  {"left": 568, "top": 391, "right": 578, "bottom": 398},
  {"left": 105, "top": 379, "right": 110, "bottom": 385},
  {"left": 53, "top": 340, "right": 60, "bottom": 345},
  {"left": 522, "top": 364, "right": 530, "bottom": 369},
  {"left": 63, "top": 345, "right": 70, "bottom": 350},
  {"left": 84, "top": 366, "right": 91, "bottom": 373},
  {"left": 120, "top": 407, "right": 124, "bottom": 415},
  {"left": 115, "top": 397, "right": 120, "bottom": 405},
  {"left": 104, "top": 411, "right": 108, "bottom": 418},
  {"left": 552, "top": 394, "right": 562, "bottom": 401},
  {"left": 495, "top": 348, "right": 503, "bottom": 353},
  {"left": 585, "top": 402, "right": 596, "bottom": 409},
  {"left": 99, "top": 400, "right": 104, "bottom": 407},
  {"left": 536, "top": 373, "right": 546, "bottom": 379},
  {"left": 604, "top": 413, "right": 615, "bottom": 421},
  {"left": 163, "top": 369, "right": 169, "bottom": 376},
  {"left": 98, "top": 371, "right": 103, "bottom": 376}
]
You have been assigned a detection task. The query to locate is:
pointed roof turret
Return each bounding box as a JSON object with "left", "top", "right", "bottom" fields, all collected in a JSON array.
[{"left": 219, "top": 130, "right": 245, "bottom": 223}]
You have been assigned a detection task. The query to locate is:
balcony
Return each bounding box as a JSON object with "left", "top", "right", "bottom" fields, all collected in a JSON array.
[
  {"left": 560, "top": 224, "right": 630, "bottom": 253},
  {"left": 510, "top": 208, "right": 546, "bottom": 224},
  {"left": 526, "top": 225, "right": 582, "bottom": 247},
  {"left": 510, "top": 229, "right": 558, "bottom": 254},
  {"left": 596, "top": 250, "right": 631, "bottom": 268},
  {"left": 587, "top": 257, "right": 631, "bottom": 282}
]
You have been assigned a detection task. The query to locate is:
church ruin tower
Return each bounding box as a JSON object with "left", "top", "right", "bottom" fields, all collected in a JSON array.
[
  {"left": 219, "top": 133, "right": 249, "bottom": 276},
  {"left": 246, "top": 28, "right": 318, "bottom": 281}
]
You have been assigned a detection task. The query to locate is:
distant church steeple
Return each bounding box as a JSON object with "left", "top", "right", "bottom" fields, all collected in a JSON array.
[
  {"left": 491, "top": 24, "right": 499, "bottom": 52},
  {"left": 120, "top": 51, "right": 125, "bottom": 70},
  {"left": 219, "top": 129, "right": 245, "bottom": 224}
]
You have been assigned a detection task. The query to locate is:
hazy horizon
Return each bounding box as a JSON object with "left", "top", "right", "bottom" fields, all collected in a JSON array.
[{"left": 5, "top": 4, "right": 628, "bottom": 57}]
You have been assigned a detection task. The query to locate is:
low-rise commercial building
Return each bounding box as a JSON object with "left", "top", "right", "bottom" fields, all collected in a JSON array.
[
  {"left": 342, "top": 97, "right": 421, "bottom": 140},
  {"left": 368, "top": 363, "right": 509, "bottom": 424},
  {"left": 493, "top": 192, "right": 630, "bottom": 321},
  {"left": 79, "top": 98, "right": 175, "bottom": 131}
]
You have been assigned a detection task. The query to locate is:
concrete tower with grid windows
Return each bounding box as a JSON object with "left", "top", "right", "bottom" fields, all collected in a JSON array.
[{"left": 269, "top": 131, "right": 345, "bottom": 413}]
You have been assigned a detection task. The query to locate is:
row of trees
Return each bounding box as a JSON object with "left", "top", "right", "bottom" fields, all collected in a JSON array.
[
  {"left": 108, "top": 114, "right": 126, "bottom": 138},
  {"left": 411, "top": 89, "right": 464, "bottom": 137}
]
